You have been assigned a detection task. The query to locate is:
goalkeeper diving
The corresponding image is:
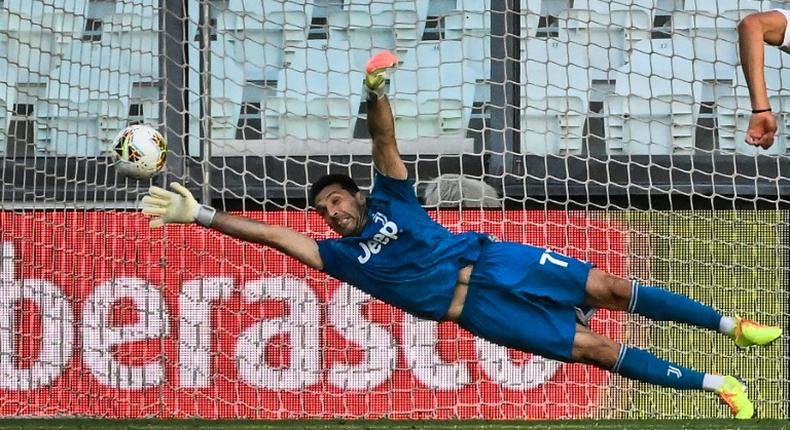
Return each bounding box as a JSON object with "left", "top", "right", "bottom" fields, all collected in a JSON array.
[{"left": 142, "top": 51, "right": 781, "bottom": 419}]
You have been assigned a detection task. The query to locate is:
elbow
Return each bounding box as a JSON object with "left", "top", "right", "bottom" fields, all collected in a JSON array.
[{"left": 738, "top": 14, "right": 760, "bottom": 38}]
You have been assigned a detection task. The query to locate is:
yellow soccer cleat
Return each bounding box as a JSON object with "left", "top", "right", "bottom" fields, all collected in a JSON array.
[
  {"left": 716, "top": 376, "right": 754, "bottom": 419},
  {"left": 732, "top": 317, "right": 782, "bottom": 348},
  {"left": 365, "top": 50, "right": 399, "bottom": 96}
]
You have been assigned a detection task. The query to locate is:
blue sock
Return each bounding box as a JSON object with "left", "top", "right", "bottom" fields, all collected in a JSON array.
[
  {"left": 629, "top": 281, "right": 722, "bottom": 331},
  {"left": 612, "top": 345, "right": 704, "bottom": 390}
]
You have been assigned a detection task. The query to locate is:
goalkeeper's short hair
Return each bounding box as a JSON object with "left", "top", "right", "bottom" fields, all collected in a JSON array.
[{"left": 309, "top": 174, "right": 361, "bottom": 207}]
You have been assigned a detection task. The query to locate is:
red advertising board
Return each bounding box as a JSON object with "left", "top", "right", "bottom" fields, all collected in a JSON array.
[{"left": 0, "top": 210, "right": 626, "bottom": 419}]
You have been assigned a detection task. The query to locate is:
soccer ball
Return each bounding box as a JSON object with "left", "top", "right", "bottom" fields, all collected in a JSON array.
[{"left": 112, "top": 124, "right": 167, "bottom": 180}]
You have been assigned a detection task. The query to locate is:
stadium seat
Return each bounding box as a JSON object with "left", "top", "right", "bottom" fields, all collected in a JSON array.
[
  {"left": 390, "top": 97, "right": 465, "bottom": 139},
  {"left": 219, "top": 2, "right": 286, "bottom": 83},
  {"left": 280, "top": 97, "right": 327, "bottom": 139},
  {"left": 771, "top": 95, "right": 790, "bottom": 155},
  {"left": 2, "top": 39, "right": 59, "bottom": 85},
  {"left": 450, "top": 0, "right": 489, "bottom": 33},
  {"left": 1, "top": 0, "right": 87, "bottom": 81},
  {"left": 672, "top": 10, "right": 740, "bottom": 40},
  {"left": 393, "top": 42, "right": 467, "bottom": 100},
  {"left": 572, "top": 0, "right": 654, "bottom": 14},
  {"left": 672, "top": 0, "right": 763, "bottom": 53},
  {"left": 0, "top": 48, "right": 17, "bottom": 130},
  {"left": 181, "top": 32, "right": 247, "bottom": 144},
  {"left": 519, "top": 0, "right": 542, "bottom": 38},
  {"left": 105, "top": 0, "right": 158, "bottom": 31},
  {"left": 278, "top": 97, "right": 357, "bottom": 140},
  {"left": 521, "top": 96, "right": 586, "bottom": 155},
  {"left": 389, "top": 42, "right": 478, "bottom": 139},
  {"left": 673, "top": 31, "right": 740, "bottom": 70},
  {"left": 130, "top": 91, "right": 160, "bottom": 126},
  {"left": 283, "top": 40, "right": 365, "bottom": 99},
  {"left": 3, "top": 0, "right": 88, "bottom": 35},
  {"left": 681, "top": 0, "right": 767, "bottom": 14},
  {"left": 558, "top": 11, "right": 643, "bottom": 77},
  {"left": 423, "top": 99, "right": 465, "bottom": 135},
  {"left": 614, "top": 38, "right": 695, "bottom": 99},
  {"left": 565, "top": 1, "right": 653, "bottom": 35},
  {"left": 390, "top": 97, "right": 421, "bottom": 140},
  {"left": 388, "top": 1, "right": 428, "bottom": 57},
  {"left": 272, "top": 40, "right": 365, "bottom": 140},
  {"left": 716, "top": 94, "right": 750, "bottom": 154},
  {"left": 388, "top": 9, "right": 422, "bottom": 55},
  {"left": 261, "top": 96, "right": 283, "bottom": 138},
  {"left": 390, "top": 97, "right": 475, "bottom": 152},
  {"left": 42, "top": 98, "right": 127, "bottom": 156},
  {"left": 40, "top": 41, "right": 133, "bottom": 155},
  {"left": 0, "top": 97, "right": 6, "bottom": 153},
  {"left": 521, "top": 39, "right": 590, "bottom": 154},
  {"left": 326, "top": 11, "right": 396, "bottom": 52},
  {"left": 324, "top": 97, "right": 357, "bottom": 139},
  {"left": 199, "top": 33, "right": 245, "bottom": 141},
  {"left": 103, "top": 0, "right": 159, "bottom": 82},
  {"left": 345, "top": 0, "right": 395, "bottom": 14},
  {"left": 558, "top": 8, "right": 651, "bottom": 77},
  {"left": 521, "top": 39, "right": 589, "bottom": 104},
  {"left": 716, "top": 95, "right": 787, "bottom": 155},
  {"left": 226, "top": 0, "right": 313, "bottom": 31},
  {"left": 604, "top": 94, "right": 695, "bottom": 155},
  {"left": 182, "top": 9, "right": 246, "bottom": 144},
  {"left": 645, "top": 34, "right": 735, "bottom": 83},
  {"left": 221, "top": 33, "right": 284, "bottom": 84},
  {"left": 445, "top": 0, "right": 490, "bottom": 73},
  {"left": 225, "top": 0, "right": 313, "bottom": 67},
  {"left": 344, "top": 0, "right": 396, "bottom": 26},
  {"left": 326, "top": 1, "right": 427, "bottom": 58}
]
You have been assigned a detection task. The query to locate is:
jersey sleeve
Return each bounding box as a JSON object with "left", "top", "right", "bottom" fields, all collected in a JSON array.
[
  {"left": 371, "top": 170, "right": 420, "bottom": 204},
  {"left": 772, "top": 9, "right": 790, "bottom": 49},
  {"left": 316, "top": 239, "right": 348, "bottom": 281}
]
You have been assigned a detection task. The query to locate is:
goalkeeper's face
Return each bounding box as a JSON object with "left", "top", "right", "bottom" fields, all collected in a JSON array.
[{"left": 314, "top": 184, "right": 368, "bottom": 237}]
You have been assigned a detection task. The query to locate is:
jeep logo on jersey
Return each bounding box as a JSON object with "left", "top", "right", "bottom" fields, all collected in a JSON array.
[{"left": 357, "top": 212, "right": 399, "bottom": 264}]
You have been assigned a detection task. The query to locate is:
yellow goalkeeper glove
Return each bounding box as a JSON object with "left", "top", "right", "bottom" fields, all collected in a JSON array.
[
  {"left": 365, "top": 50, "right": 398, "bottom": 99},
  {"left": 141, "top": 182, "right": 215, "bottom": 228}
]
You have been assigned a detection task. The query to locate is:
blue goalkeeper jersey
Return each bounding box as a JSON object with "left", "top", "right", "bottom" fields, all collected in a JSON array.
[{"left": 317, "top": 173, "right": 491, "bottom": 320}]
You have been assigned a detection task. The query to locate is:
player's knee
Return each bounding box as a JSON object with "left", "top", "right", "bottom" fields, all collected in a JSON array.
[
  {"left": 571, "top": 329, "right": 620, "bottom": 368},
  {"left": 586, "top": 270, "right": 631, "bottom": 310},
  {"left": 608, "top": 275, "right": 632, "bottom": 307}
]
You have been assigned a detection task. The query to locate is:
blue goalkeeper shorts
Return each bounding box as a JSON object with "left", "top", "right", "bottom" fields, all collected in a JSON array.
[{"left": 458, "top": 242, "right": 593, "bottom": 361}]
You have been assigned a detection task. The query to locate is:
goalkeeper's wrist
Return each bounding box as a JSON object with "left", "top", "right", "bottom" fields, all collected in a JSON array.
[
  {"left": 364, "top": 75, "right": 386, "bottom": 100},
  {"left": 194, "top": 204, "right": 216, "bottom": 227},
  {"left": 365, "top": 84, "right": 385, "bottom": 101}
]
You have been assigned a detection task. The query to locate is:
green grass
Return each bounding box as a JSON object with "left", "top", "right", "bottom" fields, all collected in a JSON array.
[{"left": 0, "top": 420, "right": 787, "bottom": 430}]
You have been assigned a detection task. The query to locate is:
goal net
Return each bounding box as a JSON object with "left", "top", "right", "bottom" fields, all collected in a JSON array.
[{"left": 0, "top": 0, "right": 787, "bottom": 420}]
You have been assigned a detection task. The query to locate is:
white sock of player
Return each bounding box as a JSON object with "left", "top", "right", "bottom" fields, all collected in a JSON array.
[
  {"left": 719, "top": 316, "right": 736, "bottom": 336},
  {"left": 702, "top": 373, "right": 725, "bottom": 392}
]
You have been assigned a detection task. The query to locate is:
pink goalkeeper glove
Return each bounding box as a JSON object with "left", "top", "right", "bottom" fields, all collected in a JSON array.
[{"left": 365, "top": 50, "right": 398, "bottom": 99}]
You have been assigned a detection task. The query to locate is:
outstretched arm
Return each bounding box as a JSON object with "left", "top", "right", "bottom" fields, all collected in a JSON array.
[
  {"left": 208, "top": 212, "right": 322, "bottom": 269},
  {"left": 738, "top": 10, "right": 787, "bottom": 148},
  {"left": 141, "top": 183, "right": 323, "bottom": 270},
  {"left": 365, "top": 51, "right": 408, "bottom": 180},
  {"left": 367, "top": 95, "right": 407, "bottom": 180}
]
